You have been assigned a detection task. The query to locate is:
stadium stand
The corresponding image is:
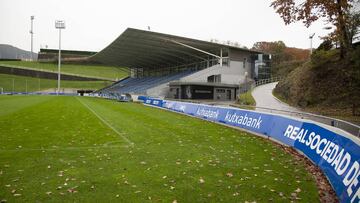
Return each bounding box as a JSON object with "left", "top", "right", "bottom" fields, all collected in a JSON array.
[
  {"left": 92, "top": 28, "right": 270, "bottom": 101},
  {"left": 99, "top": 70, "right": 195, "bottom": 96}
]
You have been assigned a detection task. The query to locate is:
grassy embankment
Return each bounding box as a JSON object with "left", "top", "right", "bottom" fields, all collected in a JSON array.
[
  {"left": 273, "top": 48, "right": 360, "bottom": 124},
  {"left": 0, "top": 61, "right": 128, "bottom": 81},
  {"left": 0, "top": 74, "right": 112, "bottom": 92}
]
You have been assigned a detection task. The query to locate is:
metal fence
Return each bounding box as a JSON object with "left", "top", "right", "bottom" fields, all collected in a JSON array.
[
  {"left": 255, "top": 76, "right": 281, "bottom": 86},
  {"left": 0, "top": 78, "right": 75, "bottom": 94},
  {"left": 263, "top": 106, "right": 360, "bottom": 138},
  {"left": 0, "top": 78, "right": 43, "bottom": 93},
  {"left": 0, "top": 63, "right": 116, "bottom": 81},
  {"left": 231, "top": 104, "right": 360, "bottom": 138},
  {"left": 242, "top": 77, "right": 360, "bottom": 137}
]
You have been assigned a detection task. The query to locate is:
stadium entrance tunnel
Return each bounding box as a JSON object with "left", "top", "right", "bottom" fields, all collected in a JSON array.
[{"left": 77, "top": 89, "right": 94, "bottom": 96}]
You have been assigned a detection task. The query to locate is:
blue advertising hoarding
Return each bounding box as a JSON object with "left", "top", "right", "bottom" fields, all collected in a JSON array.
[{"left": 143, "top": 97, "right": 360, "bottom": 203}]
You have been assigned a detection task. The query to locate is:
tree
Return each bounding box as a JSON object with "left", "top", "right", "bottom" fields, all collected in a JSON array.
[
  {"left": 252, "top": 41, "right": 286, "bottom": 54},
  {"left": 271, "top": 0, "right": 359, "bottom": 58},
  {"left": 347, "top": 11, "right": 360, "bottom": 43},
  {"left": 317, "top": 39, "right": 333, "bottom": 51},
  {"left": 252, "top": 41, "right": 310, "bottom": 63},
  {"left": 252, "top": 41, "right": 287, "bottom": 64}
]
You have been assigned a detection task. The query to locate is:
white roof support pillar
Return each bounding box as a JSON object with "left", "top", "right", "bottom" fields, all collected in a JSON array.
[
  {"left": 220, "top": 49, "right": 223, "bottom": 66},
  {"left": 169, "top": 39, "right": 221, "bottom": 59}
]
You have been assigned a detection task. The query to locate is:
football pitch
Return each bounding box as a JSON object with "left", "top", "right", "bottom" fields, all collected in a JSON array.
[{"left": 0, "top": 96, "right": 319, "bottom": 202}]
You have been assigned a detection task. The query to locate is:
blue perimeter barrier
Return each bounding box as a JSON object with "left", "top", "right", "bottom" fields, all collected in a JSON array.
[{"left": 142, "top": 97, "right": 360, "bottom": 203}]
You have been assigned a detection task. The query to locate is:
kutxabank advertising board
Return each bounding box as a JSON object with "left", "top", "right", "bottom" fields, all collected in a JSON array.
[{"left": 143, "top": 98, "right": 360, "bottom": 203}]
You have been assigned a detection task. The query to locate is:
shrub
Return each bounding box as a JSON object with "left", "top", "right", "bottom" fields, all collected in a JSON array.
[{"left": 311, "top": 49, "right": 338, "bottom": 68}]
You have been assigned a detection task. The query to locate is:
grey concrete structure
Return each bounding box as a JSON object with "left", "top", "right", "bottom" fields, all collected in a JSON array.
[{"left": 168, "top": 81, "right": 238, "bottom": 100}]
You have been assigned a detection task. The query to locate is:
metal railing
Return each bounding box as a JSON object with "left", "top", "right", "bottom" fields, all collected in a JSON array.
[
  {"left": 164, "top": 97, "right": 360, "bottom": 138},
  {"left": 231, "top": 104, "right": 360, "bottom": 138},
  {"left": 248, "top": 77, "right": 360, "bottom": 137},
  {"left": 255, "top": 77, "right": 281, "bottom": 86}
]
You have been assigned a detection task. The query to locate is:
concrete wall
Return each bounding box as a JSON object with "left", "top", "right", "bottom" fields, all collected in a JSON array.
[
  {"left": 146, "top": 82, "right": 169, "bottom": 98},
  {"left": 179, "top": 61, "right": 252, "bottom": 85},
  {"left": 167, "top": 85, "right": 181, "bottom": 99},
  {"left": 213, "top": 87, "right": 236, "bottom": 100},
  {"left": 229, "top": 48, "right": 252, "bottom": 62},
  {"left": 230, "top": 61, "right": 253, "bottom": 81}
]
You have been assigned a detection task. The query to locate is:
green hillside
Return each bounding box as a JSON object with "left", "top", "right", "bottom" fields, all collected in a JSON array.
[
  {"left": 274, "top": 47, "right": 360, "bottom": 124},
  {"left": 0, "top": 61, "right": 128, "bottom": 80},
  {"left": 0, "top": 74, "right": 111, "bottom": 92}
]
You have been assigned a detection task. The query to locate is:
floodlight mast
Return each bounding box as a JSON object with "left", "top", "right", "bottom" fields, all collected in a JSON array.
[
  {"left": 55, "top": 20, "right": 65, "bottom": 95},
  {"left": 30, "top": 16, "right": 34, "bottom": 61},
  {"left": 309, "top": 33, "right": 315, "bottom": 55}
]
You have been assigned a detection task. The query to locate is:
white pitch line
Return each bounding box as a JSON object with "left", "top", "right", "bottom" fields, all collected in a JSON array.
[{"left": 76, "top": 97, "right": 134, "bottom": 146}]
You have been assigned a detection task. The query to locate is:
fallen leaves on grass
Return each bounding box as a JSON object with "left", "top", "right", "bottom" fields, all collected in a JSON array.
[
  {"left": 58, "top": 171, "right": 64, "bottom": 177},
  {"left": 226, "top": 172, "right": 233, "bottom": 178},
  {"left": 67, "top": 188, "right": 77, "bottom": 193}
]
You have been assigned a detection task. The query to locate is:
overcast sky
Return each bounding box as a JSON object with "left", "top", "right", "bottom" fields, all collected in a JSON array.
[{"left": 0, "top": 0, "right": 332, "bottom": 52}]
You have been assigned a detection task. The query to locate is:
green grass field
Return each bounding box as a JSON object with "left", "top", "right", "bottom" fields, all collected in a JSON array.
[
  {"left": 238, "top": 91, "right": 256, "bottom": 106},
  {"left": 0, "top": 96, "right": 319, "bottom": 202},
  {"left": 0, "top": 61, "right": 128, "bottom": 80},
  {"left": 0, "top": 74, "right": 112, "bottom": 92}
]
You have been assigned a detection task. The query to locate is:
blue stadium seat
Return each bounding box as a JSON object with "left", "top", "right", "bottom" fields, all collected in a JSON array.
[{"left": 101, "top": 70, "right": 195, "bottom": 95}]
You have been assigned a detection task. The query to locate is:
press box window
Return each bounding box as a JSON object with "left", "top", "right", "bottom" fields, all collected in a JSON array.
[{"left": 207, "top": 74, "right": 221, "bottom": 83}]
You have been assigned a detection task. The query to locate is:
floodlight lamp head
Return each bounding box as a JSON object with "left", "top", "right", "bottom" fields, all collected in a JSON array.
[
  {"left": 309, "top": 33, "right": 315, "bottom": 39},
  {"left": 31, "top": 16, "right": 34, "bottom": 20},
  {"left": 55, "top": 20, "right": 65, "bottom": 29}
]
